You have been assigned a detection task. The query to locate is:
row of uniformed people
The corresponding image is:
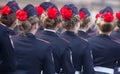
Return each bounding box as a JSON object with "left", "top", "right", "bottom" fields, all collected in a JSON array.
[
  {"left": 1, "top": 1, "right": 120, "bottom": 74},
  {"left": 0, "top": 1, "right": 94, "bottom": 74},
  {"left": 0, "top": 1, "right": 55, "bottom": 74}
]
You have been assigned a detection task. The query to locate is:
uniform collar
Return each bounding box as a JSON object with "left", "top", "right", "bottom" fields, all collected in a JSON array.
[
  {"left": 25, "top": 33, "right": 36, "bottom": 39},
  {"left": 98, "top": 34, "right": 111, "bottom": 39},
  {"left": 78, "top": 29, "right": 87, "bottom": 32},
  {"left": 78, "top": 30, "right": 87, "bottom": 35},
  {"left": 63, "top": 31, "right": 77, "bottom": 37},
  {"left": 116, "top": 29, "right": 120, "bottom": 33},
  {"left": 8, "top": 29, "right": 16, "bottom": 35},
  {"left": 0, "top": 24, "right": 10, "bottom": 33},
  {"left": 20, "top": 33, "right": 36, "bottom": 39},
  {"left": 44, "top": 29, "right": 56, "bottom": 33},
  {"left": 42, "top": 30, "right": 58, "bottom": 37}
]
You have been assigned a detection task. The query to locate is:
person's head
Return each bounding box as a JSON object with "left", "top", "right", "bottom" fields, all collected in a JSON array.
[
  {"left": 115, "top": 11, "right": 120, "bottom": 29},
  {"left": 40, "top": 2, "right": 56, "bottom": 11},
  {"left": 79, "top": 8, "right": 91, "bottom": 30},
  {"left": 41, "top": 6, "right": 61, "bottom": 31},
  {"left": 37, "top": 2, "right": 60, "bottom": 30},
  {"left": 96, "top": 12, "right": 115, "bottom": 34},
  {"left": 35, "top": 6, "right": 44, "bottom": 30},
  {"left": 60, "top": 4, "right": 80, "bottom": 33},
  {"left": 102, "top": 6, "right": 113, "bottom": 14},
  {"left": 16, "top": 4, "right": 39, "bottom": 35},
  {"left": 0, "top": 1, "right": 20, "bottom": 29}
]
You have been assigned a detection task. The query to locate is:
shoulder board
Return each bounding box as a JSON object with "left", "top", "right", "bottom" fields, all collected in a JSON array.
[
  {"left": 36, "top": 38, "right": 50, "bottom": 44},
  {"left": 78, "top": 36, "right": 88, "bottom": 42},
  {"left": 112, "top": 39, "right": 120, "bottom": 44},
  {"left": 58, "top": 35, "right": 70, "bottom": 43}
]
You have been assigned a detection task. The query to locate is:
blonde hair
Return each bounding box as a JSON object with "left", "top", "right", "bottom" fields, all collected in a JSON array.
[
  {"left": 41, "top": 13, "right": 61, "bottom": 29},
  {"left": 18, "top": 15, "right": 39, "bottom": 34},
  {"left": 96, "top": 18, "right": 116, "bottom": 33},
  {"left": 62, "top": 14, "right": 80, "bottom": 30},
  {"left": 80, "top": 16, "right": 90, "bottom": 28}
]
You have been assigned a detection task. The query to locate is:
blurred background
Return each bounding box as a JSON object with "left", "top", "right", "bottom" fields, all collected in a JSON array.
[{"left": 0, "top": 0, "right": 120, "bottom": 23}]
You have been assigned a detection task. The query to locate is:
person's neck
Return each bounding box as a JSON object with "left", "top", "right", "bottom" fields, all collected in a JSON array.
[
  {"left": 68, "top": 29, "right": 74, "bottom": 32},
  {"left": 29, "top": 30, "right": 37, "bottom": 35},
  {"left": 9, "top": 27, "right": 14, "bottom": 30},
  {"left": 79, "top": 29, "right": 87, "bottom": 32},
  {"left": 99, "top": 31, "right": 111, "bottom": 36},
  {"left": 79, "top": 27, "right": 88, "bottom": 32}
]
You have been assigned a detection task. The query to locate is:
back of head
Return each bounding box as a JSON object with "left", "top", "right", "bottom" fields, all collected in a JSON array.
[
  {"left": 115, "top": 11, "right": 120, "bottom": 29},
  {"left": 60, "top": 4, "right": 79, "bottom": 30},
  {"left": 102, "top": 6, "right": 113, "bottom": 14},
  {"left": 41, "top": 5, "right": 61, "bottom": 29},
  {"left": 79, "top": 8, "right": 91, "bottom": 28},
  {"left": 96, "top": 12, "right": 115, "bottom": 33},
  {"left": 0, "top": 1, "right": 20, "bottom": 27},
  {"left": 16, "top": 4, "right": 39, "bottom": 35}
]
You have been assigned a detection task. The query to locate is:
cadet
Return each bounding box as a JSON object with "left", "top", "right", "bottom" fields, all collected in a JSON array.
[
  {"left": 13, "top": 4, "right": 54, "bottom": 74},
  {"left": 0, "top": 1, "right": 19, "bottom": 73},
  {"left": 111, "top": 11, "right": 120, "bottom": 40},
  {"left": 36, "top": 6, "right": 75, "bottom": 74},
  {"left": 5, "top": 1, "right": 20, "bottom": 35},
  {"left": 60, "top": 4, "right": 94, "bottom": 74},
  {"left": 88, "top": 10, "right": 120, "bottom": 74},
  {"left": 78, "top": 8, "right": 92, "bottom": 39}
]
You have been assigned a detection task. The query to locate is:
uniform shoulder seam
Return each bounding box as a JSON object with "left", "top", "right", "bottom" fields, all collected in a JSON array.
[{"left": 36, "top": 38, "right": 50, "bottom": 44}]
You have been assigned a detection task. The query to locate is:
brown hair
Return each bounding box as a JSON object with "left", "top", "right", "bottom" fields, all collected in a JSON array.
[
  {"left": 116, "top": 21, "right": 120, "bottom": 28},
  {"left": 18, "top": 15, "right": 39, "bottom": 34},
  {"left": 97, "top": 21, "right": 115, "bottom": 33},
  {"left": 80, "top": 16, "right": 90, "bottom": 28},
  {"left": 41, "top": 13, "right": 61, "bottom": 29},
  {"left": 0, "top": 13, "right": 16, "bottom": 27},
  {"left": 62, "top": 14, "right": 80, "bottom": 30}
]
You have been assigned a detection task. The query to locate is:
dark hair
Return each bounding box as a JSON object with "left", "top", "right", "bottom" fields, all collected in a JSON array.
[
  {"left": 42, "top": 13, "right": 61, "bottom": 29},
  {"left": 97, "top": 22, "right": 115, "bottom": 33},
  {"left": 80, "top": 16, "right": 90, "bottom": 28},
  {"left": 0, "top": 13, "right": 16, "bottom": 27},
  {"left": 62, "top": 14, "right": 79, "bottom": 30},
  {"left": 18, "top": 15, "right": 39, "bottom": 34},
  {"left": 116, "top": 21, "right": 120, "bottom": 28}
]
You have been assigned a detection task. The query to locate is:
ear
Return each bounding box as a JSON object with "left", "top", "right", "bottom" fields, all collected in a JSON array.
[
  {"left": 56, "top": 23, "right": 61, "bottom": 28},
  {"left": 12, "top": 19, "right": 17, "bottom": 27},
  {"left": 34, "top": 23, "right": 39, "bottom": 29}
]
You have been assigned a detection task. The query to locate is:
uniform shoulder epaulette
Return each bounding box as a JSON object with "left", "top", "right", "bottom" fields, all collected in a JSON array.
[
  {"left": 11, "top": 34, "right": 19, "bottom": 37},
  {"left": 58, "top": 35, "right": 70, "bottom": 43},
  {"left": 78, "top": 36, "right": 88, "bottom": 42},
  {"left": 112, "top": 39, "right": 120, "bottom": 44},
  {"left": 36, "top": 38, "right": 50, "bottom": 44}
]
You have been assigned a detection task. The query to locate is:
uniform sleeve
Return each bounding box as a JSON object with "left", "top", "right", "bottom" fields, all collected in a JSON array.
[
  {"left": 0, "top": 33, "right": 15, "bottom": 72},
  {"left": 61, "top": 46, "right": 75, "bottom": 74},
  {"left": 43, "top": 46, "right": 55, "bottom": 74},
  {"left": 82, "top": 45, "right": 95, "bottom": 74}
]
